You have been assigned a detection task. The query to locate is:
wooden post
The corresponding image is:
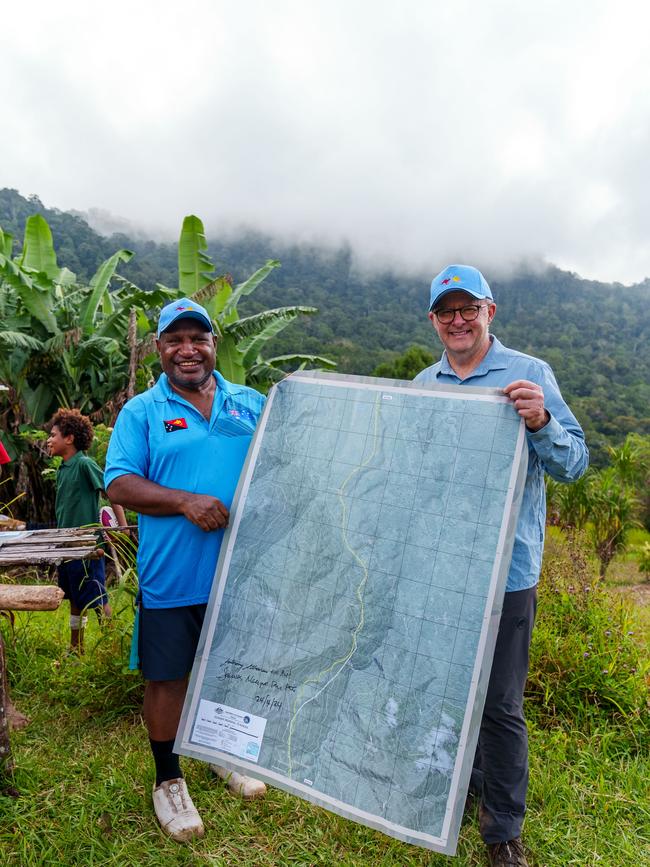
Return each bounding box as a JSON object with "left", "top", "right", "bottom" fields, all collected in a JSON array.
[
  {"left": 0, "top": 585, "right": 66, "bottom": 780},
  {"left": 0, "top": 527, "right": 105, "bottom": 783},
  {"left": 0, "top": 633, "right": 12, "bottom": 776}
]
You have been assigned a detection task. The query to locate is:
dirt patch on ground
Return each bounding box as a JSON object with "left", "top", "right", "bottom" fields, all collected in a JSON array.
[{"left": 619, "top": 581, "right": 650, "bottom": 607}]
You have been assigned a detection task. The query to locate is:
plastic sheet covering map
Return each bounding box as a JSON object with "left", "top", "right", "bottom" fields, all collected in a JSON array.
[{"left": 177, "top": 371, "right": 528, "bottom": 854}]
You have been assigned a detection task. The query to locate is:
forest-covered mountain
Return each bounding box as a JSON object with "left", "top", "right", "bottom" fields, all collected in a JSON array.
[{"left": 1, "top": 188, "right": 648, "bottom": 465}]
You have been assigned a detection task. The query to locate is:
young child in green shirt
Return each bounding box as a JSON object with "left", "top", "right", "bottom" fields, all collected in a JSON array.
[{"left": 46, "top": 408, "right": 125, "bottom": 652}]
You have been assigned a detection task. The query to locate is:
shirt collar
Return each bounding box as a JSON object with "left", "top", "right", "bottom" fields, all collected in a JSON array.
[
  {"left": 438, "top": 334, "right": 509, "bottom": 378},
  {"left": 61, "top": 450, "right": 84, "bottom": 468}
]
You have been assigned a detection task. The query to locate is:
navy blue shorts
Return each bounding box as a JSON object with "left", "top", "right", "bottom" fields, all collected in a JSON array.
[
  {"left": 138, "top": 604, "right": 207, "bottom": 681},
  {"left": 57, "top": 558, "right": 108, "bottom": 610}
]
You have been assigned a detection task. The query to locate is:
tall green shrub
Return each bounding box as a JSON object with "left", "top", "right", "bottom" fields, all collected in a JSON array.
[{"left": 528, "top": 531, "right": 648, "bottom": 744}]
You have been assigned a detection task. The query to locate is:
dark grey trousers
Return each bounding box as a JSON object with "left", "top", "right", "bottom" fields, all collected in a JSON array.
[{"left": 470, "top": 585, "right": 538, "bottom": 844}]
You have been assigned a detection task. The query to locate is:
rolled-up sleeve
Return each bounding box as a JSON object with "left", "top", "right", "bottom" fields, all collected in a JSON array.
[{"left": 527, "top": 363, "right": 589, "bottom": 482}]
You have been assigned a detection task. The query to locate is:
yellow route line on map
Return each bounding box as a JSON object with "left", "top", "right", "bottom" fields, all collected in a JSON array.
[{"left": 287, "top": 391, "right": 385, "bottom": 777}]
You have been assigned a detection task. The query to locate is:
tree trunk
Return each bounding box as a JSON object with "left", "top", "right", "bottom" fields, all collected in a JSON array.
[{"left": 127, "top": 307, "right": 137, "bottom": 400}]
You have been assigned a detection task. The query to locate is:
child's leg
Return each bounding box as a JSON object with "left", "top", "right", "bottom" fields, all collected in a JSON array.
[
  {"left": 96, "top": 601, "right": 112, "bottom": 622},
  {"left": 59, "top": 561, "right": 89, "bottom": 652},
  {"left": 89, "top": 558, "right": 111, "bottom": 622},
  {"left": 69, "top": 558, "right": 110, "bottom": 643},
  {"left": 69, "top": 603, "right": 87, "bottom": 652}
]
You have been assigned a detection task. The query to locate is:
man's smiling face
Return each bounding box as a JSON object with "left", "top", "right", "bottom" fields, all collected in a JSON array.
[
  {"left": 428, "top": 290, "right": 496, "bottom": 367},
  {"left": 156, "top": 319, "right": 216, "bottom": 391}
]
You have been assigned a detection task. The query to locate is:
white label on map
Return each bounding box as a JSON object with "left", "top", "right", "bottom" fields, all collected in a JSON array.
[{"left": 191, "top": 699, "right": 267, "bottom": 762}]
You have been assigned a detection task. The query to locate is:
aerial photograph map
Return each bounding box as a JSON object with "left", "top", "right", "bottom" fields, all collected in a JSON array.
[{"left": 177, "top": 371, "right": 528, "bottom": 854}]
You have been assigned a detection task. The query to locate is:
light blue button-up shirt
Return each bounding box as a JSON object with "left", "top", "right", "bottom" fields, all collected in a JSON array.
[{"left": 414, "top": 335, "right": 588, "bottom": 592}]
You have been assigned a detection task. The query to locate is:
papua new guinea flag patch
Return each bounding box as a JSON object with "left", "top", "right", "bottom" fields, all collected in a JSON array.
[{"left": 164, "top": 417, "right": 188, "bottom": 432}]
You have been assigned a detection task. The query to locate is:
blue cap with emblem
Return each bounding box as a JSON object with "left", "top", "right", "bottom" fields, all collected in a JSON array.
[
  {"left": 157, "top": 297, "right": 214, "bottom": 337},
  {"left": 429, "top": 264, "right": 493, "bottom": 311}
]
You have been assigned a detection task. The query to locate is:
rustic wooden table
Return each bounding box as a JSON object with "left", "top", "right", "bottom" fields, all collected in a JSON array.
[{"left": 0, "top": 528, "right": 105, "bottom": 782}]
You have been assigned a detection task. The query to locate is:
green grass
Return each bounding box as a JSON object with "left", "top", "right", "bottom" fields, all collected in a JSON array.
[
  {"left": 1, "top": 556, "right": 648, "bottom": 866},
  {"left": 625, "top": 528, "right": 650, "bottom": 547}
]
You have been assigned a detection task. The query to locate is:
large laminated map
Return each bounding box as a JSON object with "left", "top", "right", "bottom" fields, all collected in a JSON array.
[{"left": 177, "top": 371, "right": 528, "bottom": 853}]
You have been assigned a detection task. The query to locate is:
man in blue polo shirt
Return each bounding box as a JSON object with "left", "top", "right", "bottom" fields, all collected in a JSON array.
[
  {"left": 105, "top": 298, "right": 266, "bottom": 842},
  {"left": 414, "top": 265, "right": 588, "bottom": 867}
]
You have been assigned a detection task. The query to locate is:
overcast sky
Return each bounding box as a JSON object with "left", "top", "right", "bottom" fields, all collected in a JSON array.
[{"left": 3, "top": 1, "right": 650, "bottom": 283}]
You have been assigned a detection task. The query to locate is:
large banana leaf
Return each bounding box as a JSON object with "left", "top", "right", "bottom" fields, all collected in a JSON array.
[
  {"left": 58, "top": 267, "right": 76, "bottom": 287},
  {"left": 1, "top": 258, "right": 58, "bottom": 333},
  {"left": 245, "top": 363, "right": 286, "bottom": 388},
  {"left": 102, "top": 288, "right": 115, "bottom": 316},
  {"left": 178, "top": 215, "right": 215, "bottom": 296},
  {"left": 258, "top": 353, "right": 336, "bottom": 368},
  {"left": 225, "top": 306, "right": 317, "bottom": 342},
  {"left": 19, "top": 214, "right": 60, "bottom": 280},
  {"left": 0, "top": 229, "right": 13, "bottom": 258},
  {"left": 22, "top": 382, "right": 56, "bottom": 425},
  {"left": 136, "top": 308, "right": 153, "bottom": 337},
  {"left": 96, "top": 281, "right": 175, "bottom": 340},
  {"left": 0, "top": 331, "right": 43, "bottom": 351},
  {"left": 0, "top": 254, "right": 32, "bottom": 289},
  {"left": 247, "top": 353, "right": 336, "bottom": 389},
  {"left": 74, "top": 335, "right": 121, "bottom": 358},
  {"left": 79, "top": 249, "right": 133, "bottom": 334},
  {"left": 248, "top": 354, "right": 336, "bottom": 379},
  {"left": 193, "top": 275, "right": 233, "bottom": 322},
  {"left": 42, "top": 331, "right": 78, "bottom": 354},
  {"left": 228, "top": 306, "right": 318, "bottom": 368},
  {"left": 216, "top": 333, "right": 246, "bottom": 384},
  {"left": 111, "top": 278, "right": 176, "bottom": 309},
  {"left": 222, "top": 259, "right": 280, "bottom": 318}
]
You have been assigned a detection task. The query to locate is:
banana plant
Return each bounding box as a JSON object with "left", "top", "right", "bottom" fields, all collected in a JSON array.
[
  {"left": 0, "top": 212, "right": 334, "bottom": 520},
  {"left": 225, "top": 306, "right": 335, "bottom": 388},
  {"left": 174, "top": 215, "right": 335, "bottom": 388},
  {"left": 0, "top": 215, "right": 177, "bottom": 422}
]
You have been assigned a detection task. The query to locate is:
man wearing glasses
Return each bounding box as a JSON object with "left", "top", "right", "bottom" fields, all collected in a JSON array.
[{"left": 414, "top": 264, "right": 588, "bottom": 867}]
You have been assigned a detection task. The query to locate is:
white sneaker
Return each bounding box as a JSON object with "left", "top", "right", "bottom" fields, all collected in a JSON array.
[
  {"left": 210, "top": 764, "right": 267, "bottom": 799},
  {"left": 152, "top": 777, "right": 205, "bottom": 842},
  {"left": 99, "top": 505, "right": 119, "bottom": 527}
]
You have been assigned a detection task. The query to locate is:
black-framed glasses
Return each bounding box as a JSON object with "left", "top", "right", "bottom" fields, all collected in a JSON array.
[{"left": 433, "top": 304, "right": 488, "bottom": 324}]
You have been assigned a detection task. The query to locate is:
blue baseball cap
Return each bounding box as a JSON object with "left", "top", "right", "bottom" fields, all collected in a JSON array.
[
  {"left": 157, "top": 298, "right": 214, "bottom": 337},
  {"left": 429, "top": 264, "right": 493, "bottom": 311}
]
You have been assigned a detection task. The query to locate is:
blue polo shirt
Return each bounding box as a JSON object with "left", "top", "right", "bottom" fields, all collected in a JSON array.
[
  {"left": 414, "top": 336, "right": 588, "bottom": 592},
  {"left": 105, "top": 371, "right": 265, "bottom": 608}
]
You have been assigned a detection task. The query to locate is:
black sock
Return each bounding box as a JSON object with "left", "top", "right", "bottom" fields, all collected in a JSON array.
[{"left": 149, "top": 738, "right": 182, "bottom": 786}]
